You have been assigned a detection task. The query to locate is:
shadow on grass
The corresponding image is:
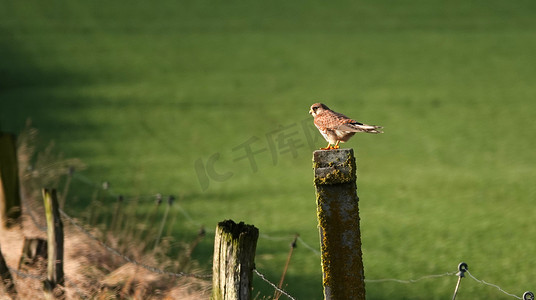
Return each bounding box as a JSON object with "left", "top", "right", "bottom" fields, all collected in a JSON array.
[{"left": 0, "top": 28, "right": 97, "bottom": 136}]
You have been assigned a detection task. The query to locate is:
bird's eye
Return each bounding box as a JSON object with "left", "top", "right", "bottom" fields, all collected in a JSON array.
[{"left": 313, "top": 106, "right": 318, "bottom": 112}]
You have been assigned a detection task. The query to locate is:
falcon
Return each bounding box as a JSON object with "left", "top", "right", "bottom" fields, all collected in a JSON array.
[{"left": 309, "top": 103, "right": 383, "bottom": 150}]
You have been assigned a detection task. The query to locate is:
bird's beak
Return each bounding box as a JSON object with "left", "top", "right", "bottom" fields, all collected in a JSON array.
[{"left": 309, "top": 109, "right": 313, "bottom": 115}]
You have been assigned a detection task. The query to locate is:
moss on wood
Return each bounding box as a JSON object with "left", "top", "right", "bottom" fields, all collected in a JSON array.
[{"left": 313, "top": 148, "right": 365, "bottom": 299}]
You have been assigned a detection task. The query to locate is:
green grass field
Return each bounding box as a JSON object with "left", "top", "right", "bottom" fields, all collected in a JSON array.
[{"left": 2, "top": 1, "right": 536, "bottom": 298}]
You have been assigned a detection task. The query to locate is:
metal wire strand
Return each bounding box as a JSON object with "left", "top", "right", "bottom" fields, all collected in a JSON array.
[
  {"left": 253, "top": 269, "right": 296, "bottom": 300},
  {"left": 9, "top": 265, "right": 112, "bottom": 299},
  {"left": 66, "top": 174, "right": 533, "bottom": 299},
  {"left": 365, "top": 272, "right": 456, "bottom": 284},
  {"left": 297, "top": 236, "right": 321, "bottom": 256},
  {"left": 466, "top": 270, "right": 522, "bottom": 299},
  {"left": 7, "top": 266, "right": 47, "bottom": 280}
]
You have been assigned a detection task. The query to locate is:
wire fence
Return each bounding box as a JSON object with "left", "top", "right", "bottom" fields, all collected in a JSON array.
[
  {"left": 7, "top": 265, "right": 89, "bottom": 299},
  {"left": 364, "top": 271, "right": 456, "bottom": 284},
  {"left": 465, "top": 270, "right": 533, "bottom": 300},
  {"left": 70, "top": 172, "right": 324, "bottom": 256},
  {"left": 58, "top": 208, "right": 212, "bottom": 279},
  {"left": 254, "top": 268, "right": 296, "bottom": 300},
  {"left": 10, "top": 171, "right": 532, "bottom": 300},
  {"left": 71, "top": 173, "right": 534, "bottom": 299},
  {"left": 364, "top": 264, "right": 533, "bottom": 300}
]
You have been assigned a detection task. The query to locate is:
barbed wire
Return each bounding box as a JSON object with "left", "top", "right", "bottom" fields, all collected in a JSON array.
[
  {"left": 365, "top": 271, "right": 456, "bottom": 284},
  {"left": 7, "top": 265, "right": 46, "bottom": 281},
  {"left": 71, "top": 172, "right": 325, "bottom": 257},
  {"left": 20, "top": 196, "right": 47, "bottom": 232},
  {"left": 58, "top": 208, "right": 212, "bottom": 279},
  {"left": 365, "top": 265, "right": 532, "bottom": 300},
  {"left": 72, "top": 173, "right": 162, "bottom": 201},
  {"left": 175, "top": 202, "right": 214, "bottom": 233},
  {"left": 253, "top": 268, "right": 296, "bottom": 300},
  {"left": 466, "top": 270, "right": 524, "bottom": 299},
  {"left": 259, "top": 233, "right": 295, "bottom": 241},
  {"left": 8, "top": 266, "right": 89, "bottom": 299},
  {"left": 51, "top": 173, "right": 534, "bottom": 299},
  {"left": 297, "top": 236, "right": 320, "bottom": 256}
]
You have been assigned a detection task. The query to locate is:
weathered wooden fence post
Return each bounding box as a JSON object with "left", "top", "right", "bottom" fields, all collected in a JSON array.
[
  {"left": 42, "top": 188, "right": 65, "bottom": 299},
  {"left": 0, "top": 132, "right": 22, "bottom": 228},
  {"left": 313, "top": 148, "right": 366, "bottom": 300},
  {"left": 0, "top": 241, "right": 17, "bottom": 298},
  {"left": 18, "top": 237, "right": 48, "bottom": 269},
  {"left": 212, "top": 219, "right": 259, "bottom": 300}
]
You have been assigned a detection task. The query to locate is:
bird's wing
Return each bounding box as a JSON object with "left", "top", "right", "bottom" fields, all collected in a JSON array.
[{"left": 314, "top": 111, "right": 352, "bottom": 130}]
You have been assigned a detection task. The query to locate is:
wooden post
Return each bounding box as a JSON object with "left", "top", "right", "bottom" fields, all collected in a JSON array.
[
  {"left": 0, "top": 132, "right": 22, "bottom": 228},
  {"left": 111, "top": 195, "right": 124, "bottom": 233},
  {"left": 43, "top": 188, "right": 64, "bottom": 299},
  {"left": 313, "top": 149, "right": 366, "bottom": 300},
  {"left": 153, "top": 195, "right": 173, "bottom": 251},
  {"left": 137, "top": 194, "right": 162, "bottom": 246},
  {"left": 212, "top": 220, "right": 259, "bottom": 300},
  {"left": 0, "top": 241, "right": 17, "bottom": 298},
  {"left": 18, "top": 237, "right": 48, "bottom": 269}
]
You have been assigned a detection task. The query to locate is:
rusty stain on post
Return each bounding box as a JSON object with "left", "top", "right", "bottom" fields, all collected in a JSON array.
[{"left": 313, "top": 148, "right": 365, "bottom": 300}]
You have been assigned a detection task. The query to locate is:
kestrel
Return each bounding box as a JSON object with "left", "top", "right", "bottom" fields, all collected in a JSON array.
[{"left": 309, "top": 103, "right": 383, "bottom": 150}]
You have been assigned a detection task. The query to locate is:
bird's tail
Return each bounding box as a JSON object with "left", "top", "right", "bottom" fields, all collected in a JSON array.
[
  {"left": 339, "top": 122, "right": 384, "bottom": 133},
  {"left": 359, "top": 124, "right": 383, "bottom": 134}
]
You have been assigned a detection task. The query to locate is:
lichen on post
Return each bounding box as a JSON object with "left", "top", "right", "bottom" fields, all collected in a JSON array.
[
  {"left": 313, "top": 148, "right": 365, "bottom": 300},
  {"left": 212, "top": 219, "right": 259, "bottom": 300}
]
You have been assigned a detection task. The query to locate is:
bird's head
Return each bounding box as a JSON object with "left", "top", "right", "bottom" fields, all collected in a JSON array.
[{"left": 309, "top": 103, "right": 329, "bottom": 117}]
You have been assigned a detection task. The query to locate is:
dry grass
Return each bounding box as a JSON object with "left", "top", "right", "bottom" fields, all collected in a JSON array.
[
  {"left": 0, "top": 123, "right": 211, "bottom": 299},
  {"left": 1, "top": 217, "right": 211, "bottom": 299}
]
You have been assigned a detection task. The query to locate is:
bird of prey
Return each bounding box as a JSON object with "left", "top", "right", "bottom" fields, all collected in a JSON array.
[{"left": 309, "top": 103, "right": 383, "bottom": 150}]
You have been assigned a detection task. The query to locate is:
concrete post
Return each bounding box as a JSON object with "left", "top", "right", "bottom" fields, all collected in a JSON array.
[{"left": 313, "top": 148, "right": 365, "bottom": 300}]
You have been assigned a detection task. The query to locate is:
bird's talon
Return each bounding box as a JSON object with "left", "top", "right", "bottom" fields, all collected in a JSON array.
[{"left": 320, "top": 145, "right": 337, "bottom": 150}]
